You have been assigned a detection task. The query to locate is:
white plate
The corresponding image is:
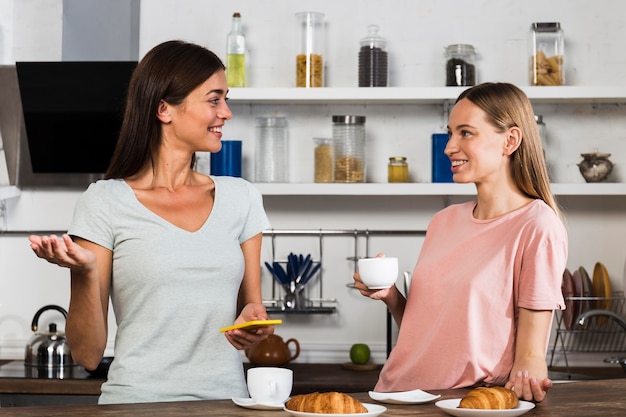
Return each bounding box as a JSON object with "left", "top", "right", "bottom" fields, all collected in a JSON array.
[
  {"left": 283, "top": 403, "right": 386, "bottom": 417},
  {"left": 368, "top": 388, "right": 441, "bottom": 404},
  {"left": 435, "top": 399, "right": 535, "bottom": 417},
  {"left": 232, "top": 397, "right": 285, "bottom": 410}
]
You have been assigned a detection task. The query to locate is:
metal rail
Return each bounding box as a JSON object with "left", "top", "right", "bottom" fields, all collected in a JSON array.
[{"left": 263, "top": 228, "right": 427, "bottom": 357}]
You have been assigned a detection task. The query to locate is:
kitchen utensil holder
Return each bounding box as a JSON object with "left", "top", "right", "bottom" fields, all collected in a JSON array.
[
  {"left": 262, "top": 228, "right": 425, "bottom": 315},
  {"left": 549, "top": 293, "right": 626, "bottom": 378},
  {"left": 262, "top": 228, "right": 426, "bottom": 357}
]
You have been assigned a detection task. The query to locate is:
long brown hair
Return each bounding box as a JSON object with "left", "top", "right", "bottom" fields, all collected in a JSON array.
[
  {"left": 456, "top": 82, "right": 562, "bottom": 218},
  {"left": 105, "top": 40, "right": 225, "bottom": 179}
]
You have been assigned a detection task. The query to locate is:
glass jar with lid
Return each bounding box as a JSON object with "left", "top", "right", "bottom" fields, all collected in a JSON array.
[
  {"left": 358, "top": 24, "right": 388, "bottom": 87},
  {"left": 255, "top": 116, "right": 289, "bottom": 182},
  {"left": 530, "top": 22, "right": 564, "bottom": 86},
  {"left": 332, "top": 115, "right": 366, "bottom": 183},
  {"left": 313, "top": 137, "right": 333, "bottom": 183},
  {"left": 388, "top": 157, "right": 408, "bottom": 183},
  {"left": 295, "top": 11, "right": 325, "bottom": 87},
  {"left": 445, "top": 44, "right": 476, "bottom": 86}
]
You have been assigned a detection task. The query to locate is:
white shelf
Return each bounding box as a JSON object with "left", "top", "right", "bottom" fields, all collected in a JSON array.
[
  {"left": 237, "top": 86, "right": 626, "bottom": 197},
  {"left": 0, "top": 186, "right": 21, "bottom": 200},
  {"left": 229, "top": 86, "right": 626, "bottom": 104},
  {"left": 255, "top": 182, "right": 626, "bottom": 196}
]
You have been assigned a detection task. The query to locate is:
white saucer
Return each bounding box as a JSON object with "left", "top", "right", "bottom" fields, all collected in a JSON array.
[
  {"left": 232, "top": 397, "right": 285, "bottom": 410},
  {"left": 368, "top": 388, "right": 441, "bottom": 404},
  {"left": 435, "top": 399, "right": 535, "bottom": 417}
]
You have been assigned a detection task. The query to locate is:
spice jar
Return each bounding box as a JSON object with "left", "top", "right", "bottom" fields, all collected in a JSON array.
[
  {"left": 313, "top": 137, "right": 333, "bottom": 183},
  {"left": 530, "top": 22, "right": 564, "bottom": 86},
  {"left": 255, "top": 116, "right": 289, "bottom": 182},
  {"left": 445, "top": 44, "right": 476, "bottom": 86},
  {"left": 358, "top": 24, "right": 388, "bottom": 87},
  {"left": 332, "top": 115, "right": 366, "bottom": 183},
  {"left": 295, "top": 11, "right": 325, "bottom": 87},
  {"left": 388, "top": 157, "right": 408, "bottom": 183}
]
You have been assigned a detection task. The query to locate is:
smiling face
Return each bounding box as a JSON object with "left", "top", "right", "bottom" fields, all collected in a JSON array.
[
  {"left": 445, "top": 98, "right": 518, "bottom": 186},
  {"left": 159, "top": 69, "right": 232, "bottom": 154}
]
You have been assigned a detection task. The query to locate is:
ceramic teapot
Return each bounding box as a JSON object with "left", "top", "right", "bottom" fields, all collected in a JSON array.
[
  {"left": 578, "top": 149, "right": 614, "bottom": 182},
  {"left": 24, "top": 305, "right": 76, "bottom": 369},
  {"left": 245, "top": 334, "right": 300, "bottom": 366}
]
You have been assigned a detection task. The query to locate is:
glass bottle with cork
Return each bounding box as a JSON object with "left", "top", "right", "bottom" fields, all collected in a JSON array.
[{"left": 226, "top": 12, "right": 246, "bottom": 88}]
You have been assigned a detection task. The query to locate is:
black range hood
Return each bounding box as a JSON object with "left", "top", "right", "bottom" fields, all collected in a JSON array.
[{"left": 0, "top": 61, "right": 137, "bottom": 189}]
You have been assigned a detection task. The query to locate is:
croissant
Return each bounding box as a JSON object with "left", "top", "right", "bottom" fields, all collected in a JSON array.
[
  {"left": 458, "top": 387, "right": 519, "bottom": 410},
  {"left": 285, "top": 391, "right": 368, "bottom": 414}
]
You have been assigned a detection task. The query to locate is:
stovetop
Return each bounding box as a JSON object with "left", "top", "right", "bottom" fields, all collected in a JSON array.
[{"left": 0, "top": 360, "right": 93, "bottom": 380}]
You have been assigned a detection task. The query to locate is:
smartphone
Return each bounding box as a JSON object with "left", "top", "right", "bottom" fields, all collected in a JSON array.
[{"left": 219, "top": 319, "right": 282, "bottom": 333}]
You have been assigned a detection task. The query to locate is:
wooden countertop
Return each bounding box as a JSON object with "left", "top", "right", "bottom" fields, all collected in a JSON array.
[
  {"left": 0, "top": 378, "right": 625, "bottom": 416},
  {"left": 0, "top": 362, "right": 380, "bottom": 396}
]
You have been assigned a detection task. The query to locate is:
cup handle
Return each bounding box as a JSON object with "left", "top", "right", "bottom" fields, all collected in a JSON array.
[{"left": 269, "top": 380, "right": 277, "bottom": 397}]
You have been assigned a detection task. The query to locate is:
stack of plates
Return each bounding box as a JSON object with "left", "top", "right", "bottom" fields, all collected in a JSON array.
[{"left": 561, "top": 262, "right": 613, "bottom": 328}]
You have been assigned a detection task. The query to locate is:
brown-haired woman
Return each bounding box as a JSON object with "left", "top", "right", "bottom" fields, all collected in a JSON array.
[{"left": 29, "top": 40, "right": 272, "bottom": 404}]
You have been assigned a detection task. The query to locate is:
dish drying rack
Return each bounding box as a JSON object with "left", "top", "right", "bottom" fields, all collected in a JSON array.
[
  {"left": 261, "top": 228, "right": 425, "bottom": 315},
  {"left": 549, "top": 293, "right": 626, "bottom": 376}
]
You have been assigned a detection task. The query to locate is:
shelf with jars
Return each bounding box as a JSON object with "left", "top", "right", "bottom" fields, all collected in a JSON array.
[
  {"left": 228, "top": 86, "right": 626, "bottom": 104},
  {"left": 230, "top": 86, "right": 626, "bottom": 197},
  {"left": 254, "top": 182, "right": 626, "bottom": 197}
]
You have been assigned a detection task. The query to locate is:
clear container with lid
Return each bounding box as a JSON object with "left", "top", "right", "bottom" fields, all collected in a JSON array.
[
  {"left": 313, "top": 137, "right": 333, "bottom": 183},
  {"left": 332, "top": 115, "right": 366, "bottom": 183},
  {"left": 255, "top": 117, "right": 289, "bottom": 182},
  {"left": 445, "top": 44, "right": 477, "bottom": 86},
  {"left": 359, "top": 24, "right": 388, "bottom": 87},
  {"left": 530, "top": 22, "right": 564, "bottom": 86},
  {"left": 388, "top": 157, "right": 408, "bottom": 183},
  {"left": 295, "top": 12, "right": 325, "bottom": 87}
]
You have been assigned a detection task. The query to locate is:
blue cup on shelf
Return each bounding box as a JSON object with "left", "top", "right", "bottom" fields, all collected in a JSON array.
[
  {"left": 211, "top": 140, "right": 242, "bottom": 177},
  {"left": 432, "top": 133, "right": 453, "bottom": 183}
]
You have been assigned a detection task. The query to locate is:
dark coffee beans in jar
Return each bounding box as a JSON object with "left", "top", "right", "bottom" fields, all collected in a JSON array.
[{"left": 444, "top": 44, "right": 477, "bottom": 87}]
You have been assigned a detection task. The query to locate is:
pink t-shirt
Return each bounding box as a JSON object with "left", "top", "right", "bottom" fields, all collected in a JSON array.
[{"left": 375, "top": 199, "right": 567, "bottom": 392}]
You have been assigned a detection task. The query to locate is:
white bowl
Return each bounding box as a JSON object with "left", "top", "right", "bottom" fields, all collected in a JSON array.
[{"left": 357, "top": 257, "right": 398, "bottom": 289}]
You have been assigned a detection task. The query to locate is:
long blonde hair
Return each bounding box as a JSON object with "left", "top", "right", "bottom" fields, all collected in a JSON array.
[{"left": 456, "top": 82, "right": 562, "bottom": 219}]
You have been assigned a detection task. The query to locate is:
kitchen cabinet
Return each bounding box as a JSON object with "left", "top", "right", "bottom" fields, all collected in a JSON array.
[{"left": 229, "top": 86, "right": 626, "bottom": 197}]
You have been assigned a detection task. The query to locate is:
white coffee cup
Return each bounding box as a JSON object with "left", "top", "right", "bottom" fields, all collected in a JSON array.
[
  {"left": 247, "top": 366, "right": 293, "bottom": 404},
  {"left": 357, "top": 257, "right": 399, "bottom": 289}
]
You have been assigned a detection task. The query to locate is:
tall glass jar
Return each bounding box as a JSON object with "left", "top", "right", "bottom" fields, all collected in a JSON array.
[
  {"left": 255, "top": 117, "right": 289, "bottom": 182},
  {"left": 530, "top": 22, "right": 564, "bottom": 86},
  {"left": 445, "top": 44, "right": 476, "bottom": 86},
  {"left": 332, "top": 115, "right": 366, "bottom": 183},
  {"left": 358, "top": 24, "right": 388, "bottom": 87},
  {"left": 295, "top": 12, "right": 325, "bottom": 87}
]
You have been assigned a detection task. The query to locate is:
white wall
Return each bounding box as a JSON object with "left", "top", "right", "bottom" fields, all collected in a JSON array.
[{"left": 1, "top": 0, "right": 625, "bottom": 368}]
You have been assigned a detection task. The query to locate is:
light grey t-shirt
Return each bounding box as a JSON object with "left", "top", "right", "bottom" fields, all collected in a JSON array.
[{"left": 68, "top": 176, "right": 270, "bottom": 404}]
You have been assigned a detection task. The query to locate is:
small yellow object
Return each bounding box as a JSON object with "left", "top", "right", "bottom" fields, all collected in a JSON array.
[{"left": 219, "top": 319, "right": 282, "bottom": 333}]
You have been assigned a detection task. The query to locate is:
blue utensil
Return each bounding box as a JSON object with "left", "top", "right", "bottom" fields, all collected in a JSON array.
[
  {"left": 301, "top": 262, "right": 322, "bottom": 286},
  {"left": 264, "top": 262, "right": 285, "bottom": 286},
  {"left": 272, "top": 261, "right": 290, "bottom": 286}
]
